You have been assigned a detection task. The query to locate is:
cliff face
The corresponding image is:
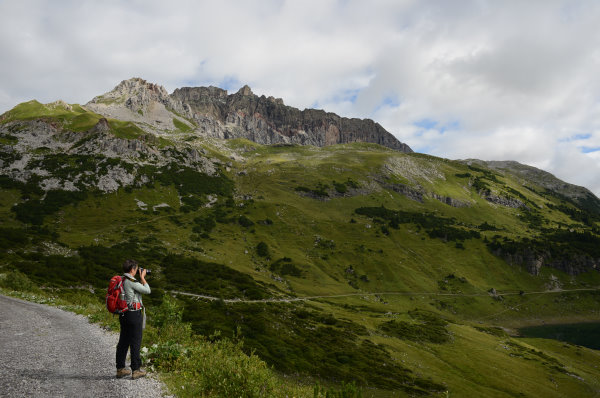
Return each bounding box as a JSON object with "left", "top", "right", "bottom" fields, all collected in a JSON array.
[
  {"left": 85, "top": 78, "right": 195, "bottom": 132},
  {"left": 89, "top": 78, "right": 413, "bottom": 152},
  {"left": 171, "top": 84, "right": 412, "bottom": 151}
]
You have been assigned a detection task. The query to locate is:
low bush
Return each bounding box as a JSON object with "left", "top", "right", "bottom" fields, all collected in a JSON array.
[
  {"left": 378, "top": 310, "right": 450, "bottom": 344},
  {"left": 333, "top": 181, "right": 348, "bottom": 194},
  {"left": 161, "top": 254, "right": 266, "bottom": 300},
  {"left": 313, "top": 381, "right": 363, "bottom": 398},
  {"left": 164, "top": 332, "right": 278, "bottom": 398},
  {"left": 239, "top": 215, "right": 255, "bottom": 227},
  {"left": 270, "top": 257, "right": 302, "bottom": 277},
  {"left": 356, "top": 206, "right": 480, "bottom": 243},
  {"left": 0, "top": 270, "right": 40, "bottom": 292},
  {"left": 12, "top": 190, "right": 87, "bottom": 225},
  {"left": 256, "top": 242, "right": 270, "bottom": 258}
]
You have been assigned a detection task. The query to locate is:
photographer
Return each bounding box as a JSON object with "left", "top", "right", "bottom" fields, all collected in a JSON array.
[{"left": 116, "top": 259, "right": 151, "bottom": 379}]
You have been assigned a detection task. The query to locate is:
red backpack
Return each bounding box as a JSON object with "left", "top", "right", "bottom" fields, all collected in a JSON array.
[{"left": 106, "top": 275, "right": 128, "bottom": 314}]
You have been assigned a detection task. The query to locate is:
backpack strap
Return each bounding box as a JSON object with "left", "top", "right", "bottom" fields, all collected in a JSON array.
[{"left": 122, "top": 275, "right": 143, "bottom": 311}]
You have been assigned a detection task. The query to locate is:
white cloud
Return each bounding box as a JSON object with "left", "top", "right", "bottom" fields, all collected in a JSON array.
[{"left": 1, "top": 0, "right": 600, "bottom": 196}]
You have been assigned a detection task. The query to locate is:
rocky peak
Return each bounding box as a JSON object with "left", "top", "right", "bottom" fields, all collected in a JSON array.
[
  {"left": 85, "top": 78, "right": 190, "bottom": 133},
  {"left": 172, "top": 86, "right": 228, "bottom": 102},
  {"left": 236, "top": 85, "right": 253, "bottom": 96},
  {"left": 84, "top": 77, "right": 412, "bottom": 152},
  {"left": 170, "top": 86, "right": 229, "bottom": 120},
  {"left": 88, "top": 77, "right": 172, "bottom": 109},
  {"left": 268, "top": 96, "right": 284, "bottom": 105}
]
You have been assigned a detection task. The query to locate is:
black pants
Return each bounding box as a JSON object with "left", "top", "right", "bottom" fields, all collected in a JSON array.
[{"left": 116, "top": 310, "right": 143, "bottom": 370}]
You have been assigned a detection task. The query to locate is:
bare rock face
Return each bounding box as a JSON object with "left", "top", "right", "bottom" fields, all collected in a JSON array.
[
  {"left": 480, "top": 192, "right": 526, "bottom": 208},
  {"left": 85, "top": 78, "right": 194, "bottom": 133},
  {"left": 169, "top": 80, "right": 412, "bottom": 152},
  {"left": 86, "top": 78, "right": 412, "bottom": 151},
  {"left": 492, "top": 246, "right": 599, "bottom": 276},
  {"left": 171, "top": 86, "right": 228, "bottom": 121},
  {"left": 431, "top": 193, "right": 471, "bottom": 208}
]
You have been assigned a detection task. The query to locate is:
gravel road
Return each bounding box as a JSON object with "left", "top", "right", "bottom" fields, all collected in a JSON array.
[{"left": 0, "top": 294, "right": 171, "bottom": 398}]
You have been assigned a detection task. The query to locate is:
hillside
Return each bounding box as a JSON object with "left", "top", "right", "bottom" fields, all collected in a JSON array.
[{"left": 1, "top": 91, "right": 600, "bottom": 397}]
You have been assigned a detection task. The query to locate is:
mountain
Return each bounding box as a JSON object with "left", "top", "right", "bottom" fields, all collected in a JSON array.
[
  {"left": 466, "top": 159, "right": 600, "bottom": 214},
  {"left": 1, "top": 82, "right": 600, "bottom": 397},
  {"left": 86, "top": 77, "right": 413, "bottom": 152}
]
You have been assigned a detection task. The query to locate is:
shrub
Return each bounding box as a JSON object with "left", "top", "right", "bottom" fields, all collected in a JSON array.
[
  {"left": 11, "top": 190, "right": 87, "bottom": 225},
  {"left": 192, "top": 215, "right": 216, "bottom": 234},
  {"left": 270, "top": 257, "right": 302, "bottom": 277},
  {"left": 256, "top": 242, "right": 270, "bottom": 258},
  {"left": 0, "top": 227, "right": 29, "bottom": 250},
  {"left": 314, "top": 381, "right": 363, "bottom": 398},
  {"left": 378, "top": 310, "right": 450, "bottom": 344},
  {"left": 239, "top": 215, "right": 255, "bottom": 228},
  {"left": 151, "top": 295, "right": 190, "bottom": 335},
  {"left": 143, "top": 341, "right": 188, "bottom": 372},
  {"left": 167, "top": 332, "right": 278, "bottom": 398},
  {"left": 333, "top": 181, "right": 348, "bottom": 194},
  {"left": 161, "top": 255, "right": 266, "bottom": 300},
  {"left": 0, "top": 270, "right": 39, "bottom": 292},
  {"left": 295, "top": 183, "right": 329, "bottom": 197}
]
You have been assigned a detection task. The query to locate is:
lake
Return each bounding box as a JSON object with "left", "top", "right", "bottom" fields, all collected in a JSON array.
[{"left": 518, "top": 322, "right": 600, "bottom": 350}]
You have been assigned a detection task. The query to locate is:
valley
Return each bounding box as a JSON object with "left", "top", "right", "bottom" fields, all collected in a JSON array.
[{"left": 1, "top": 83, "right": 600, "bottom": 397}]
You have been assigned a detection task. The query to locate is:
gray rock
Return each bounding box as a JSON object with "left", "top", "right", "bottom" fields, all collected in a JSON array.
[
  {"left": 93, "top": 78, "right": 414, "bottom": 152},
  {"left": 480, "top": 191, "right": 526, "bottom": 208},
  {"left": 430, "top": 193, "right": 471, "bottom": 208}
]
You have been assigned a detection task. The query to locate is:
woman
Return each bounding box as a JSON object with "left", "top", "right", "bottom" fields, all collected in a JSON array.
[{"left": 116, "top": 259, "right": 151, "bottom": 379}]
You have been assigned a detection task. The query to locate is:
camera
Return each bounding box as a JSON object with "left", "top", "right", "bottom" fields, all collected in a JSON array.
[{"left": 140, "top": 267, "right": 152, "bottom": 275}]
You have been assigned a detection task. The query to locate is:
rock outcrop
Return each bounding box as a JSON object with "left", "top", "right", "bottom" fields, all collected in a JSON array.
[
  {"left": 0, "top": 118, "right": 216, "bottom": 193},
  {"left": 430, "top": 193, "right": 471, "bottom": 208},
  {"left": 480, "top": 192, "right": 526, "bottom": 209},
  {"left": 88, "top": 78, "right": 413, "bottom": 152},
  {"left": 85, "top": 78, "right": 194, "bottom": 133},
  {"left": 491, "top": 246, "right": 599, "bottom": 276}
]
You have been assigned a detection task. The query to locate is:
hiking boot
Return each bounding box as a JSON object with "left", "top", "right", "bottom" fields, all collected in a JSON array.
[
  {"left": 116, "top": 368, "right": 131, "bottom": 378},
  {"left": 132, "top": 369, "right": 147, "bottom": 380}
]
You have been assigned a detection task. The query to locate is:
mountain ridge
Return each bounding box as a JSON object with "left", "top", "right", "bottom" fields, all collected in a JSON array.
[
  {"left": 461, "top": 159, "right": 600, "bottom": 215},
  {"left": 85, "top": 77, "right": 413, "bottom": 152},
  {"left": 1, "top": 82, "right": 598, "bottom": 209}
]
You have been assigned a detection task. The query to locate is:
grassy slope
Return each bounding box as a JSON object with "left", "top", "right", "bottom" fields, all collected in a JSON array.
[
  {"left": 0, "top": 100, "right": 145, "bottom": 138},
  {"left": 1, "top": 118, "right": 600, "bottom": 396}
]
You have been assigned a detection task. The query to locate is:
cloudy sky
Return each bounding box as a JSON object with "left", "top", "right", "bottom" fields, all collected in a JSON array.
[{"left": 1, "top": 0, "right": 600, "bottom": 196}]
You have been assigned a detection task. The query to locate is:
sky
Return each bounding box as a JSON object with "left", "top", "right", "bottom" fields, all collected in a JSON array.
[{"left": 1, "top": 0, "right": 600, "bottom": 196}]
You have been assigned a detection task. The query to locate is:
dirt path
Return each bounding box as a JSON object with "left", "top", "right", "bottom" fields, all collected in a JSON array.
[
  {"left": 0, "top": 294, "right": 170, "bottom": 398},
  {"left": 170, "top": 287, "right": 600, "bottom": 304}
]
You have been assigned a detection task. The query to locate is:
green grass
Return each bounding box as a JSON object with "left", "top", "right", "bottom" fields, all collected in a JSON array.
[
  {"left": 172, "top": 117, "right": 193, "bottom": 133},
  {"left": 2, "top": 134, "right": 600, "bottom": 396},
  {"left": 107, "top": 119, "right": 145, "bottom": 139},
  {"left": 1, "top": 100, "right": 146, "bottom": 139},
  {"left": 1, "top": 100, "right": 103, "bottom": 132}
]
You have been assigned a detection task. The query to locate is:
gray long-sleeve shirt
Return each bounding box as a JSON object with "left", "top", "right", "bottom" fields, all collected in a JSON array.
[{"left": 123, "top": 275, "right": 151, "bottom": 307}]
